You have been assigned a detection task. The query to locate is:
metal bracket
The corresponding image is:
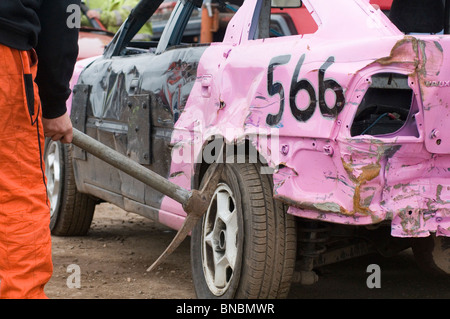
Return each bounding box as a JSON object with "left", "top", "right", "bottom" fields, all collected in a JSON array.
[
  {"left": 126, "top": 94, "right": 152, "bottom": 165},
  {"left": 70, "top": 84, "right": 91, "bottom": 160}
]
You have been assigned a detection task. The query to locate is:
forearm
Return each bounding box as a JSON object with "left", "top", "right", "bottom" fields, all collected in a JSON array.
[{"left": 35, "top": 0, "right": 80, "bottom": 119}]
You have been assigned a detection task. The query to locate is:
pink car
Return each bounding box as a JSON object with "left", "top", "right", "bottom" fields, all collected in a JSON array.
[{"left": 49, "top": 0, "right": 450, "bottom": 298}]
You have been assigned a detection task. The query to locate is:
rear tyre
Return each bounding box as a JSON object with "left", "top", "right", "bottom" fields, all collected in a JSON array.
[
  {"left": 191, "top": 162, "right": 297, "bottom": 298},
  {"left": 411, "top": 234, "right": 450, "bottom": 275},
  {"left": 44, "top": 139, "right": 98, "bottom": 236}
]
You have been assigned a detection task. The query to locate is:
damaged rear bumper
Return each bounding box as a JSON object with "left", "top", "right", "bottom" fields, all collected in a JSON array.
[{"left": 272, "top": 36, "right": 450, "bottom": 238}]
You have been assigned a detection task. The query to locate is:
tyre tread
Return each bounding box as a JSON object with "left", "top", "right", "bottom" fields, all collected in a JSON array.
[{"left": 50, "top": 143, "right": 97, "bottom": 236}]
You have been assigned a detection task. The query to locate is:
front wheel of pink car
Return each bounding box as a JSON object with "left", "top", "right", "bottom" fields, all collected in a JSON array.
[
  {"left": 411, "top": 234, "right": 450, "bottom": 276},
  {"left": 190, "top": 162, "right": 297, "bottom": 299}
]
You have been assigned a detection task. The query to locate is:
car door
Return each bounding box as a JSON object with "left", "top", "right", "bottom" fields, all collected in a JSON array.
[{"left": 71, "top": 0, "right": 208, "bottom": 219}]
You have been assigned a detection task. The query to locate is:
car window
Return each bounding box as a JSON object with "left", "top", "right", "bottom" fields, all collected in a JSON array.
[
  {"left": 152, "top": 0, "right": 318, "bottom": 48},
  {"left": 387, "top": 0, "right": 445, "bottom": 34},
  {"left": 151, "top": 1, "right": 202, "bottom": 43},
  {"left": 270, "top": 7, "right": 318, "bottom": 37},
  {"left": 248, "top": 1, "right": 317, "bottom": 40},
  {"left": 154, "top": 0, "right": 204, "bottom": 53}
]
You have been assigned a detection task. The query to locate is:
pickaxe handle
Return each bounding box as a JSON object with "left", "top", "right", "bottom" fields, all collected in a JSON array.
[
  {"left": 72, "top": 128, "right": 191, "bottom": 205},
  {"left": 71, "top": 128, "right": 223, "bottom": 271}
]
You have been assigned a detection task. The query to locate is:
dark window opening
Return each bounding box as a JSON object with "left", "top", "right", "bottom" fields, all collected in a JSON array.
[
  {"left": 388, "top": 0, "right": 444, "bottom": 34},
  {"left": 351, "top": 73, "right": 418, "bottom": 137}
]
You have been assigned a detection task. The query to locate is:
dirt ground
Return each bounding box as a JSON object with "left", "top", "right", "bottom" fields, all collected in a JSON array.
[
  {"left": 46, "top": 202, "right": 450, "bottom": 300},
  {"left": 46, "top": 202, "right": 196, "bottom": 299}
]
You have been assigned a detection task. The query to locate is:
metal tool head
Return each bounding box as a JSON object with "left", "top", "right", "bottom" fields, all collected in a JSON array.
[{"left": 147, "top": 163, "right": 224, "bottom": 272}]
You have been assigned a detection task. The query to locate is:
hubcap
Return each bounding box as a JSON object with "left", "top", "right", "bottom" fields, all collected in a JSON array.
[
  {"left": 45, "top": 141, "right": 62, "bottom": 218},
  {"left": 201, "top": 183, "right": 239, "bottom": 296}
]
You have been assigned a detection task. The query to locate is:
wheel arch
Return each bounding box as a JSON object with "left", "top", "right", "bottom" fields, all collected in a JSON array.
[{"left": 192, "top": 137, "right": 271, "bottom": 190}]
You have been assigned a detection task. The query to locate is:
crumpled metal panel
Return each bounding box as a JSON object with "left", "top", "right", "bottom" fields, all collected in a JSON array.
[
  {"left": 72, "top": 45, "right": 206, "bottom": 214},
  {"left": 161, "top": 0, "right": 450, "bottom": 237}
]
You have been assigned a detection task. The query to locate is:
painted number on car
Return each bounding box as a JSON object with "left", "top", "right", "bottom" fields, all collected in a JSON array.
[{"left": 266, "top": 54, "right": 345, "bottom": 126}]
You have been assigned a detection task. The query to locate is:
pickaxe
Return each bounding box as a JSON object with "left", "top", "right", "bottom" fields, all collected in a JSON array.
[{"left": 71, "top": 128, "right": 223, "bottom": 272}]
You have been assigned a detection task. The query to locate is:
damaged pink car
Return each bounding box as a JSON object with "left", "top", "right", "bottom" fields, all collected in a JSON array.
[{"left": 49, "top": 0, "right": 450, "bottom": 298}]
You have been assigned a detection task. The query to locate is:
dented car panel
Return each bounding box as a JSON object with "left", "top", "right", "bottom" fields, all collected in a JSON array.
[
  {"left": 277, "top": 33, "right": 450, "bottom": 238},
  {"left": 73, "top": 45, "right": 207, "bottom": 220},
  {"left": 71, "top": 0, "right": 450, "bottom": 239},
  {"left": 163, "top": 0, "right": 450, "bottom": 237}
]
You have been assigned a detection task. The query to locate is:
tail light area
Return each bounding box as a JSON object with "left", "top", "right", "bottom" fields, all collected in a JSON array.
[{"left": 350, "top": 73, "right": 419, "bottom": 138}]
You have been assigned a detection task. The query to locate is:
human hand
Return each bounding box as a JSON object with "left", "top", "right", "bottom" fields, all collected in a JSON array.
[
  {"left": 42, "top": 112, "right": 73, "bottom": 144},
  {"left": 87, "top": 10, "right": 101, "bottom": 19}
]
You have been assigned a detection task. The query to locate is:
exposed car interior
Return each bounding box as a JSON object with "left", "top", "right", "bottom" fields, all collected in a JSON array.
[
  {"left": 350, "top": 73, "right": 419, "bottom": 137},
  {"left": 350, "top": 0, "right": 448, "bottom": 137}
]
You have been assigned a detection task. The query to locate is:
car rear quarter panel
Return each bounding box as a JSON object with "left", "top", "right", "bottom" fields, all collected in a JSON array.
[{"left": 163, "top": 0, "right": 450, "bottom": 237}]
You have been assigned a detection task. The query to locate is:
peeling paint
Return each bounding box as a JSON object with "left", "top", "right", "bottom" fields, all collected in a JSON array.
[
  {"left": 71, "top": 0, "right": 450, "bottom": 238},
  {"left": 341, "top": 161, "right": 381, "bottom": 216}
]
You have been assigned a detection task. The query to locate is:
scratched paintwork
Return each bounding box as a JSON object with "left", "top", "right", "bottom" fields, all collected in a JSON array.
[
  {"left": 161, "top": 0, "right": 450, "bottom": 237},
  {"left": 71, "top": 0, "right": 450, "bottom": 238}
]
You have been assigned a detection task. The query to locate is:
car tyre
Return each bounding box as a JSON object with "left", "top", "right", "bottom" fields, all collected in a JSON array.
[
  {"left": 191, "top": 161, "right": 297, "bottom": 298},
  {"left": 411, "top": 234, "right": 450, "bottom": 276},
  {"left": 44, "top": 138, "right": 97, "bottom": 236}
]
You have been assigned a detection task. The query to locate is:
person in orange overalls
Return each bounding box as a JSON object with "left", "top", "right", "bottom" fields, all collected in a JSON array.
[{"left": 0, "top": 1, "right": 79, "bottom": 298}]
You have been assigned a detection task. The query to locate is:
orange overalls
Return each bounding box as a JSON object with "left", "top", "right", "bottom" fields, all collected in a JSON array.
[{"left": 0, "top": 44, "right": 52, "bottom": 299}]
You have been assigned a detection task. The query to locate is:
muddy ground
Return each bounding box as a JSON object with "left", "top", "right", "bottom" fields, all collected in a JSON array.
[
  {"left": 46, "top": 203, "right": 195, "bottom": 299},
  {"left": 46, "top": 203, "right": 450, "bottom": 300}
]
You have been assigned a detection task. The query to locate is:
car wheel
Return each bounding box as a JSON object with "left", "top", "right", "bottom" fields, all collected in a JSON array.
[
  {"left": 191, "top": 162, "right": 297, "bottom": 298},
  {"left": 44, "top": 138, "right": 98, "bottom": 236},
  {"left": 411, "top": 234, "right": 450, "bottom": 275}
]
